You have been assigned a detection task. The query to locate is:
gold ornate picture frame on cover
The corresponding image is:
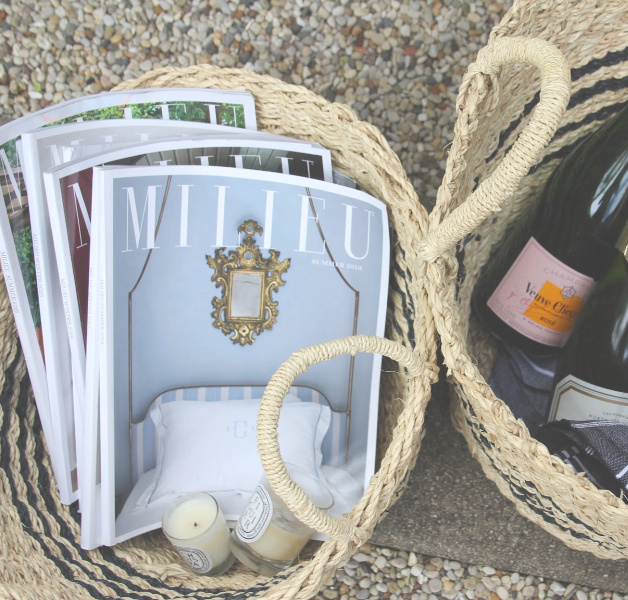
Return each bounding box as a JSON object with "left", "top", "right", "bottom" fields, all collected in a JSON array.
[{"left": 206, "top": 219, "right": 291, "bottom": 346}]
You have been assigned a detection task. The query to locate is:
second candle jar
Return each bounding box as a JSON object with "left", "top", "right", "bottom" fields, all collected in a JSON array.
[{"left": 230, "top": 463, "right": 334, "bottom": 576}]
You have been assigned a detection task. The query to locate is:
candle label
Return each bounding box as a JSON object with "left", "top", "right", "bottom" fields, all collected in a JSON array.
[
  {"left": 236, "top": 484, "right": 273, "bottom": 543},
  {"left": 177, "top": 546, "right": 213, "bottom": 574}
]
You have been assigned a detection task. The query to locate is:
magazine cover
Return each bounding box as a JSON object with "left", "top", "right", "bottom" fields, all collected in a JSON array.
[
  {"left": 21, "top": 120, "right": 259, "bottom": 504},
  {"left": 22, "top": 120, "right": 252, "bottom": 504},
  {"left": 46, "top": 132, "right": 332, "bottom": 356},
  {"left": 0, "top": 88, "right": 256, "bottom": 504},
  {"left": 58, "top": 135, "right": 332, "bottom": 549},
  {"left": 94, "top": 165, "right": 390, "bottom": 547}
]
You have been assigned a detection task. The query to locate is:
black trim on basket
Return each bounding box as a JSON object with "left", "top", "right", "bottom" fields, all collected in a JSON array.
[
  {"left": 485, "top": 92, "right": 541, "bottom": 164},
  {"left": 391, "top": 259, "right": 417, "bottom": 347},
  {"left": 547, "top": 101, "right": 628, "bottom": 138},
  {"left": 22, "top": 391, "right": 157, "bottom": 598},
  {"left": 486, "top": 71, "right": 628, "bottom": 165},
  {"left": 570, "top": 75, "right": 628, "bottom": 107},
  {"left": 3, "top": 354, "right": 277, "bottom": 599},
  {"left": 460, "top": 401, "right": 626, "bottom": 554},
  {"left": 540, "top": 101, "right": 628, "bottom": 165},
  {"left": 486, "top": 96, "right": 628, "bottom": 169},
  {"left": 33, "top": 433, "right": 275, "bottom": 599},
  {"left": 570, "top": 46, "right": 628, "bottom": 81},
  {"left": 0, "top": 355, "right": 109, "bottom": 599},
  {"left": 13, "top": 377, "right": 158, "bottom": 599}
]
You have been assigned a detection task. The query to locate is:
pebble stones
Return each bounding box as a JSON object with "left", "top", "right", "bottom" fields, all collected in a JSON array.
[
  {"left": 313, "top": 544, "right": 628, "bottom": 600},
  {"left": 2, "top": 0, "right": 505, "bottom": 209}
]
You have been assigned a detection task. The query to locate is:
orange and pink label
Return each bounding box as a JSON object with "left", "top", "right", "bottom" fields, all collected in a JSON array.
[{"left": 486, "top": 237, "right": 596, "bottom": 346}]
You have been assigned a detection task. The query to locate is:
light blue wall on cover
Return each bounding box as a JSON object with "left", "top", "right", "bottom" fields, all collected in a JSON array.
[{"left": 108, "top": 168, "right": 388, "bottom": 499}]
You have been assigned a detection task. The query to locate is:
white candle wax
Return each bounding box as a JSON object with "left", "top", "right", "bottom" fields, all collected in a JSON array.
[
  {"left": 166, "top": 496, "right": 218, "bottom": 540},
  {"left": 162, "top": 493, "right": 234, "bottom": 575}
]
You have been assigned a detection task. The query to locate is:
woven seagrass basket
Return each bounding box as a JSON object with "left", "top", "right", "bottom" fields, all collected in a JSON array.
[
  {"left": 0, "top": 67, "right": 441, "bottom": 599},
  {"left": 422, "top": 0, "right": 628, "bottom": 559}
]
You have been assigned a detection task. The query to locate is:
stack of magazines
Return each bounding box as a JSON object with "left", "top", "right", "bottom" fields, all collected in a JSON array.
[{"left": 0, "top": 87, "right": 390, "bottom": 549}]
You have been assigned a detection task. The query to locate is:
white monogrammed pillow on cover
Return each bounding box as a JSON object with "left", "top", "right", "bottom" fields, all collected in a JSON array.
[{"left": 139, "top": 397, "right": 330, "bottom": 508}]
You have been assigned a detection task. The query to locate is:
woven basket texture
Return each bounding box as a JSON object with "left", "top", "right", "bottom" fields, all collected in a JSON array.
[
  {"left": 424, "top": 0, "right": 628, "bottom": 560},
  {"left": 0, "top": 68, "right": 438, "bottom": 599}
]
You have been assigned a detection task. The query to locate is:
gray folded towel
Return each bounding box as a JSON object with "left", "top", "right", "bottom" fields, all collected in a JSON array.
[
  {"left": 535, "top": 419, "right": 628, "bottom": 500},
  {"left": 488, "top": 341, "right": 557, "bottom": 435}
]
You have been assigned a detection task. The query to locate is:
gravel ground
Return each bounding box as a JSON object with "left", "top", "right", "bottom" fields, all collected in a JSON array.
[
  {"left": 312, "top": 543, "right": 628, "bottom": 600},
  {"left": 1, "top": 1, "right": 626, "bottom": 599},
  {"left": 0, "top": 0, "right": 509, "bottom": 209}
]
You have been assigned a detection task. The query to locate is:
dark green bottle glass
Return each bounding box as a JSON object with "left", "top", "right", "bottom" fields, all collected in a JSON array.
[
  {"left": 548, "top": 246, "right": 628, "bottom": 424},
  {"left": 472, "top": 103, "right": 628, "bottom": 356}
]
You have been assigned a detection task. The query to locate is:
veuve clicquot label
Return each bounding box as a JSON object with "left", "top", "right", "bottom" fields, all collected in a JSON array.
[
  {"left": 486, "top": 237, "right": 596, "bottom": 346},
  {"left": 549, "top": 374, "right": 628, "bottom": 425}
]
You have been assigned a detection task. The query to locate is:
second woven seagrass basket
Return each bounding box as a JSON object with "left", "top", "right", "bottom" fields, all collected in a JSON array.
[{"left": 422, "top": 0, "right": 628, "bottom": 560}]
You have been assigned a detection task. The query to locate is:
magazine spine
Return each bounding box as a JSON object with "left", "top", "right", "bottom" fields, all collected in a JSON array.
[
  {"left": 43, "top": 168, "right": 90, "bottom": 477},
  {"left": 21, "top": 134, "right": 78, "bottom": 505},
  {"left": 95, "top": 168, "right": 117, "bottom": 547},
  {"left": 0, "top": 188, "right": 61, "bottom": 484},
  {"left": 79, "top": 168, "right": 105, "bottom": 550}
]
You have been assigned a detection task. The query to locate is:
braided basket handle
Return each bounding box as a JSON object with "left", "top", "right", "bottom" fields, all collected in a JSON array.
[
  {"left": 256, "top": 334, "right": 423, "bottom": 543},
  {"left": 423, "top": 37, "right": 571, "bottom": 259}
]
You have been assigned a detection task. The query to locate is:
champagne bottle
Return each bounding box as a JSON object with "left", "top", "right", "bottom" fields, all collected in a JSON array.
[
  {"left": 548, "top": 239, "right": 628, "bottom": 425},
  {"left": 472, "top": 104, "right": 628, "bottom": 355}
]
